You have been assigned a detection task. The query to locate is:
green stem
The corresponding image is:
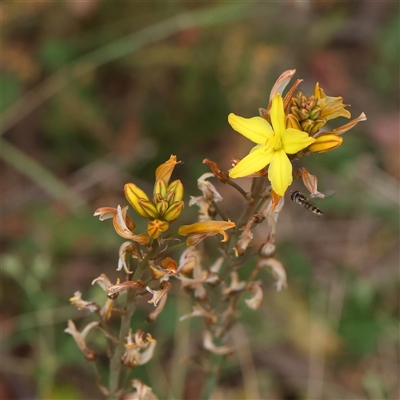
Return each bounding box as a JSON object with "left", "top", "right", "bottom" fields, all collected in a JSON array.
[
  {"left": 226, "top": 180, "right": 250, "bottom": 200},
  {"left": 107, "top": 285, "right": 138, "bottom": 399},
  {"left": 199, "top": 353, "right": 228, "bottom": 400},
  {"left": 211, "top": 201, "right": 228, "bottom": 221},
  {"left": 107, "top": 242, "right": 158, "bottom": 399},
  {"left": 200, "top": 179, "right": 268, "bottom": 399},
  {"left": 155, "top": 241, "right": 186, "bottom": 259},
  {"left": 200, "top": 357, "right": 219, "bottom": 400}
]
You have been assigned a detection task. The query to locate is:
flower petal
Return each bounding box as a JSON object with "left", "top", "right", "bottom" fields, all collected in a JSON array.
[
  {"left": 229, "top": 145, "right": 274, "bottom": 178},
  {"left": 282, "top": 128, "right": 316, "bottom": 154},
  {"left": 269, "top": 69, "right": 296, "bottom": 102},
  {"left": 270, "top": 94, "right": 286, "bottom": 138},
  {"left": 268, "top": 150, "right": 292, "bottom": 196},
  {"left": 178, "top": 220, "right": 235, "bottom": 235},
  {"left": 228, "top": 114, "right": 273, "bottom": 145},
  {"left": 155, "top": 155, "right": 181, "bottom": 185}
]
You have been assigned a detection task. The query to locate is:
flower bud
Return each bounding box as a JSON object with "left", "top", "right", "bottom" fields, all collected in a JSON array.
[
  {"left": 164, "top": 190, "right": 175, "bottom": 205},
  {"left": 138, "top": 199, "right": 160, "bottom": 219},
  {"left": 308, "top": 134, "right": 343, "bottom": 153},
  {"left": 153, "top": 179, "right": 167, "bottom": 198},
  {"left": 309, "top": 106, "right": 321, "bottom": 119},
  {"left": 147, "top": 219, "right": 169, "bottom": 239},
  {"left": 290, "top": 106, "right": 303, "bottom": 120},
  {"left": 300, "top": 119, "right": 315, "bottom": 134},
  {"left": 124, "top": 183, "right": 149, "bottom": 218},
  {"left": 155, "top": 199, "right": 169, "bottom": 216},
  {"left": 291, "top": 96, "right": 301, "bottom": 108},
  {"left": 166, "top": 180, "right": 184, "bottom": 203},
  {"left": 300, "top": 108, "right": 310, "bottom": 120},
  {"left": 307, "top": 97, "right": 317, "bottom": 110},
  {"left": 163, "top": 201, "right": 184, "bottom": 222},
  {"left": 309, "top": 118, "right": 326, "bottom": 135},
  {"left": 285, "top": 114, "right": 302, "bottom": 129}
]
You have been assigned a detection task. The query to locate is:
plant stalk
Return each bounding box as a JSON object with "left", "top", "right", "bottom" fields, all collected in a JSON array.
[{"left": 107, "top": 242, "right": 158, "bottom": 399}]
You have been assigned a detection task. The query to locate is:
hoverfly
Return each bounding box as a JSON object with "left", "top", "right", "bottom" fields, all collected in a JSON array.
[{"left": 291, "top": 191, "right": 324, "bottom": 216}]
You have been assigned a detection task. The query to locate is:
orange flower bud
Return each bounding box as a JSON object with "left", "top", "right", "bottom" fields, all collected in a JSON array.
[
  {"left": 285, "top": 113, "right": 302, "bottom": 130},
  {"left": 147, "top": 219, "right": 169, "bottom": 239}
]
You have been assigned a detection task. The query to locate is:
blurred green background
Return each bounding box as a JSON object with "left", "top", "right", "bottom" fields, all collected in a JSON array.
[{"left": 1, "top": 1, "right": 399, "bottom": 399}]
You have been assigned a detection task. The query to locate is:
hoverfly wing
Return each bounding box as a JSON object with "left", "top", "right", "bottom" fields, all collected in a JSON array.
[{"left": 310, "top": 189, "right": 336, "bottom": 199}]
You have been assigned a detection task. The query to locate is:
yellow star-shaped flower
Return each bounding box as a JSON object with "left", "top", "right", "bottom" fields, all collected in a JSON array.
[{"left": 228, "top": 94, "right": 316, "bottom": 196}]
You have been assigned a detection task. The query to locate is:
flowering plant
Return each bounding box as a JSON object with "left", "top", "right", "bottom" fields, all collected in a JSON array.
[{"left": 66, "top": 70, "right": 366, "bottom": 399}]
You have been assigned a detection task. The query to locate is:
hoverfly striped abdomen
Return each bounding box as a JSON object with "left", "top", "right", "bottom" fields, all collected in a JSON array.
[{"left": 291, "top": 191, "right": 324, "bottom": 216}]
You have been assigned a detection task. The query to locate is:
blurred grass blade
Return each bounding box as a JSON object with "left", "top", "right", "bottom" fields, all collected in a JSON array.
[
  {"left": 1, "top": 138, "right": 87, "bottom": 210},
  {"left": 0, "top": 3, "right": 250, "bottom": 135}
]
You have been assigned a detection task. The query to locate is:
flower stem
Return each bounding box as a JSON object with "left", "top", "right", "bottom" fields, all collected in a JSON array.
[
  {"left": 107, "top": 242, "right": 158, "bottom": 399},
  {"left": 200, "top": 354, "right": 227, "bottom": 400},
  {"left": 226, "top": 179, "right": 250, "bottom": 200},
  {"left": 107, "top": 289, "right": 137, "bottom": 399}
]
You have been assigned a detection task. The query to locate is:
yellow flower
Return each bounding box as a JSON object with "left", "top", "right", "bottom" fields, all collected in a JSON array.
[{"left": 228, "top": 94, "right": 316, "bottom": 196}]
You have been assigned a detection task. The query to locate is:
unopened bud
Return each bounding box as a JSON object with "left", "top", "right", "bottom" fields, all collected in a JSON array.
[
  {"left": 147, "top": 219, "right": 169, "bottom": 239},
  {"left": 138, "top": 199, "right": 160, "bottom": 219},
  {"left": 309, "top": 118, "right": 326, "bottom": 135},
  {"left": 156, "top": 199, "right": 169, "bottom": 216},
  {"left": 164, "top": 191, "right": 175, "bottom": 205},
  {"left": 124, "top": 183, "right": 150, "bottom": 219},
  {"left": 167, "top": 180, "right": 184, "bottom": 203},
  {"left": 291, "top": 96, "right": 301, "bottom": 108},
  {"left": 163, "top": 201, "right": 184, "bottom": 222},
  {"left": 154, "top": 179, "right": 167, "bottom": 198},
  {"left": 308, "top": 134, "right": 343, "bottom": 153},
  {"left": 286, "top": 114, "right": 302, "bottom": 129},
  {"left": 290, "top": 106, "right": 303, "bottom": 120},
  {"left": 300, "top": 119, "right": 315, "bottom": 134},
  {"left": 307, "top": 97, "right": 317, "bottom": 110},
  {"left": 300, "top": 108, "right": 310, "bottom": 120},
  {"left": 309, "top": 106, "right": 321, "bottom": 120}
]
